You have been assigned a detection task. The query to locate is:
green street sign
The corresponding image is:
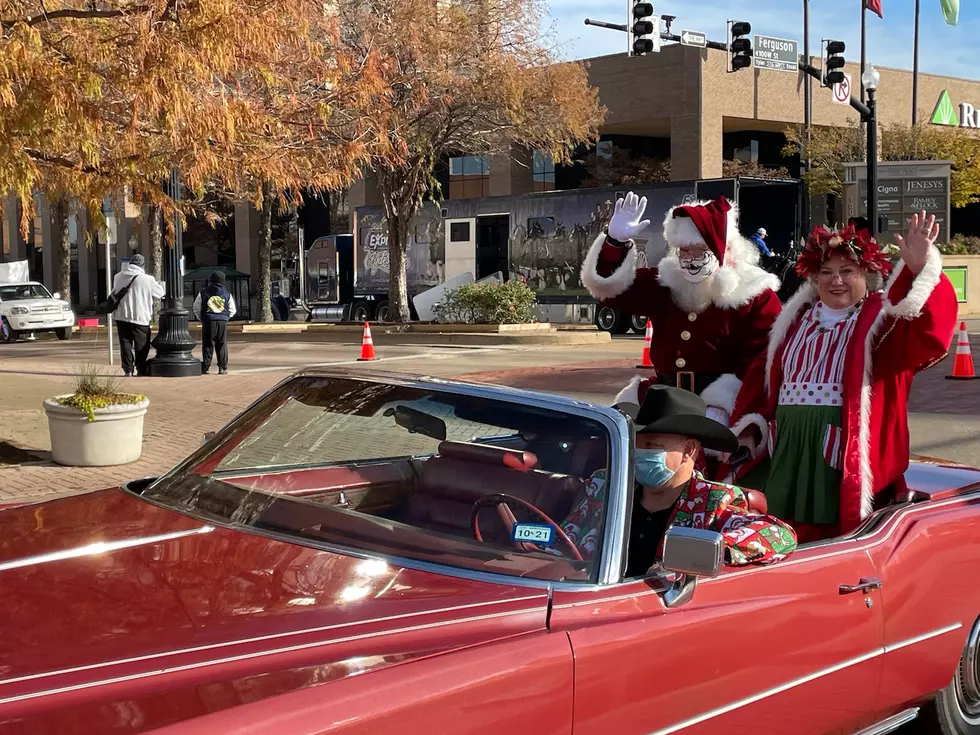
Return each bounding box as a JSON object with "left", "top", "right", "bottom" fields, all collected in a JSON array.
[{"left": 932, "top": 90, "right": 960, "bottom": 126}]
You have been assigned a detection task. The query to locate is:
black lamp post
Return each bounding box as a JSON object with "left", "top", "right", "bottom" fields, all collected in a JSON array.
[
  {"left": 147, "top": 170, "right": 200, "bottom": 377},
  {"left": 863, "top": 66, "right": 881, "bottom": 237}
]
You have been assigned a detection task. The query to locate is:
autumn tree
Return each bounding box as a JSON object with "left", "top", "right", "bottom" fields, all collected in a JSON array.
[
  {"left": 784, "top": 122, "right": 980, "bottom": 208},
  {"left": 335, "top": 0, "right": 605, "bottom": 322},
  {"left": 1, "top": 0, "right": 378, "bottom": 310}
]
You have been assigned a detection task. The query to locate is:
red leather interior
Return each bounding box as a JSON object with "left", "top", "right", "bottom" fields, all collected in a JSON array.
[
  {"left": 744, "top": 489, "right": 768, "bottom": 515},
  {"left": 223, "top": 461, "right": 416, "bottom": 497},
  {"left": 404, "top": 441, "right": 583, "bottom": 542}
]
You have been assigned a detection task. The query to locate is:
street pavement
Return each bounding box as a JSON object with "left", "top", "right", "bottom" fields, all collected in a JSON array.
[{"left": 1, "top": 328, "right": 979, "bottom": 506}]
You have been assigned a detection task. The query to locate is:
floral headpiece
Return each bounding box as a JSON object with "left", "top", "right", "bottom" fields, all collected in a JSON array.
[{"left": 795, "top": 224, "right": 892, "bottom": 277}]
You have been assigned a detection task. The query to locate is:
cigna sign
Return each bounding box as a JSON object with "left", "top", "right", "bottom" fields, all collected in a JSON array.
[{"left": 931, "top": 90, "right": 980, "bottom": 128}]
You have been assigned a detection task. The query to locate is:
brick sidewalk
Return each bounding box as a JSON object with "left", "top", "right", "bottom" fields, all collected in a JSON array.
[{"left": 0, "top": 371, "right": 291, "bottom": 505}]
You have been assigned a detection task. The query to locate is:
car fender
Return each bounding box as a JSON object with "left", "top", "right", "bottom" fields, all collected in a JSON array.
[{"left": 143, "top": 631, "right": 575, "bottom": 735}]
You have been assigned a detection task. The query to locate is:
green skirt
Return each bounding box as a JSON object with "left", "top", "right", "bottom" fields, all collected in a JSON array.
[{"left": 764, "top": 404, "right": 843, "bottom": 525}]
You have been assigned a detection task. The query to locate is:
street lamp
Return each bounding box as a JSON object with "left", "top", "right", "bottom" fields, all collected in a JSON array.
[
  {"left": 147, "top": 169, "right": 199, "bottom": 377},
  {"left": 862, "top": 66, "right": 880, "bottom": 237}
]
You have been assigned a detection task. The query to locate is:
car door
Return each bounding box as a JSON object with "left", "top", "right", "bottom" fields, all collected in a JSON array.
[
  {"left": 861, "top": 488, "right": 980, "bottom": 720},
  {"left": 550, "top": 539, "right": 885, "bottom": 735}
]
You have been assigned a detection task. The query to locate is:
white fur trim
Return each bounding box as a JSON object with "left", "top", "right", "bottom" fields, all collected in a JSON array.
[
  {"left": 765, "top": 281, "right": 817, "bottom": 395},
  {"left": 731, "top": 413, "right": 769, "bottom": 457},
  {"left": 613, "top": 375, "right": 641, "bottom": 406},
  {"left": 581, "top": 233, "right": 638, "bottom": 301},
  {"left": 658, "top": 255, "right": 780, "bottom": 313},
  {"left": 859, "top": 308, "right": 889, "bottom": 519},
  {"left": 700, "top": 373, "right": 742, "bottom": 416},
  {"left": 663, "top": 199, "right": 740, "bottom": 253},
  {"left": 883, "top": 246, "right": 943, "bottom": 319}
]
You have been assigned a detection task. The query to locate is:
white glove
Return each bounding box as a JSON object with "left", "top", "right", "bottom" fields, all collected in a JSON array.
[
  {"left": 607, "top": 192, "right": 651, "bottom": 243},
  {"left": 705, "top": 406, "right": 731, "bottom": 426}
]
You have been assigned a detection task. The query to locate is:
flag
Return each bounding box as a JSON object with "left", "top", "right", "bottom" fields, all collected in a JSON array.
[
  {"left": 940, "top": 0, "right": 959, "bottom": 26},
  {"left": 865, "top": 0, "right": 883, "bottom": 18}
]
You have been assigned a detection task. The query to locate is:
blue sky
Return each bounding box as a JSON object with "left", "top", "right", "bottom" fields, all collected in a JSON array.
[{"left": 544, "top": 0, "right": 978, "bottom": 81}]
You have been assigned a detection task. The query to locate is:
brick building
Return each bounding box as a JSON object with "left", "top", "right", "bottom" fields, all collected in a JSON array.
[{"left": 4, "top": 44, "right": 980, "bottom": 311}]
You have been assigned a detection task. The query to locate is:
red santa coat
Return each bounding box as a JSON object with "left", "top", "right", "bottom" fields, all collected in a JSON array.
[
  {"left": 729, "top": 246, "right": 958, "bottom": 532},
  {"left": 581, "top": 228, "right": 781, "bottom": 417}
]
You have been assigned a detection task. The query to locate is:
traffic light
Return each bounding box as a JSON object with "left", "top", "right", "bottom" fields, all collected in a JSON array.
[
  {"left": 728, "top": 20, "right": 752, "bottom": 71},
  {"left": 629, "top": 1, "right": 657, "bottom": 56},
  {"left": 823, "top": 39, "right": 846, "bottom": 87}
]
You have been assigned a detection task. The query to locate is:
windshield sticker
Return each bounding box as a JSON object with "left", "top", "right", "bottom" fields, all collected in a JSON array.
[{"left": 511, "top": 522, "right": 555, "bottom": 546}]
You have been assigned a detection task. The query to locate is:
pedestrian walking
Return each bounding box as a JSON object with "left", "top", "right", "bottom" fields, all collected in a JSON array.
[
  {"left": 111, "top": 254, "right": 165, "bottom": 377},
  {"left": 193, "top": 271, "right": 236, "bottom": 375}
]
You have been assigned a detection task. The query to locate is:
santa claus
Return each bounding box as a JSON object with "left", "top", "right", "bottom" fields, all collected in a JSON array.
[{"left": 581, "top": 191, "right": 781, "bottom": 427}]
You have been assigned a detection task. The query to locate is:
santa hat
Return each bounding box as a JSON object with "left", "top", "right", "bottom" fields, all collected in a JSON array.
[{"left": 662, "top": 196, "right": 739, "bottom": 263}]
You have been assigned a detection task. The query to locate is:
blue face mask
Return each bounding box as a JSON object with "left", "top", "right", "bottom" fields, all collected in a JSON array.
[{"left": 634, "top": 448, "right": 676, "bottom": 488}]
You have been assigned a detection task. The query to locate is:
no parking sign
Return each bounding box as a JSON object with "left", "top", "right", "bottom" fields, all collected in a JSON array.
[{"left": 832, "top": 73, "right": 852, "bottom": 105}]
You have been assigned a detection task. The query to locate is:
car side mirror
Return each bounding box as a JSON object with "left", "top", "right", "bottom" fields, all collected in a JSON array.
[
  {"left": 659, "top": 527, "right": 724, "bottom": 608},
  {"left": 52, "top": 292, "right": 61, "bottom": 300}
]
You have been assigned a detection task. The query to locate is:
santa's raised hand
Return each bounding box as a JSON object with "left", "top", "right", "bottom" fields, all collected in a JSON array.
[
  {"left": 607, "top": 192, "right": 651, "bottom": 243},
  {"left": 894, "top": 210, "right": 939, "bottom": 275}
]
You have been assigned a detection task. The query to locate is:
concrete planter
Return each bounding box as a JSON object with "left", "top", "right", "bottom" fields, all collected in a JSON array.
[{"left": 43, "top": 395, "right": 150, "bottom": 467}]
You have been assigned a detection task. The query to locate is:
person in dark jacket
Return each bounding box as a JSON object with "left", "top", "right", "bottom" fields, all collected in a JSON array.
[{"left": 193, "top": 271, "right": 236, "bottom": 374}]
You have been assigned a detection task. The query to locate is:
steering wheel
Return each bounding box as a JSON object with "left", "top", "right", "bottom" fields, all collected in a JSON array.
[{"left": 470, "top": 493, "right": 584, "bottom": 562}]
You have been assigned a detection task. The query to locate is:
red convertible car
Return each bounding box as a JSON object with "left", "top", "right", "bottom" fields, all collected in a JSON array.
[{"left": 2, "top": 369, "right": 979, "bottom": 735}]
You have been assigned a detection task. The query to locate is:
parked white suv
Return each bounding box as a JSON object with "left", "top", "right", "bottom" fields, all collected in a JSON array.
[{"left": 0, "top": 282, "right": 76, "bottom": 343}]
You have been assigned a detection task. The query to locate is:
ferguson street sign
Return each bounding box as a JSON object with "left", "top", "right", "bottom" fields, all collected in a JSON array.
[{"left": 753, "top": 35, "right": 799, "bottom": 73}]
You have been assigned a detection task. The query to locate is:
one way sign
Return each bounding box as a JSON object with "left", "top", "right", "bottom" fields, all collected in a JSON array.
[{"left": 680, "top": 30, "right": 707, "bottom": 48}]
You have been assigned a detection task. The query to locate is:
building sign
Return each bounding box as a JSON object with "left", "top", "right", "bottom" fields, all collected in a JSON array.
[
  {"left": 753, "top": 35, "right": 798, "bottom": 73},
  {"left": 930, "top": 89, "right": 980, "bottom": 128},
  {"left": 844, "top": 160, "right": 952, "bottom": 245},
  {"left": 944, "top": 266, "right": 968, "bottom": 303}
]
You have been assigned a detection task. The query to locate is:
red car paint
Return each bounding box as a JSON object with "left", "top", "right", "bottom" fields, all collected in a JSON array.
[
  {"left": 2, "top": 374, "right": 979, "bottom": 735},
  {"left": 0, "top": 489, "right": 551, "bottom": 734}
]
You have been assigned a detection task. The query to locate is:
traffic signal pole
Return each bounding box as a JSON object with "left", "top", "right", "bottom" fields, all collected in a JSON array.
[{"left": 798, "top": 61, "right": 871, "bottom": 119}]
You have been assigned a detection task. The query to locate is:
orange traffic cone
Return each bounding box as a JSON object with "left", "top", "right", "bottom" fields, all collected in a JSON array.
[
  {"left": 358, "top": 322, "right": 377, "bottom": 361},
  {"left": 946, "top": 322, "right": 978, "bottom": 380},
  {"left": 636, "top": 319, "right": 655, "bottom": 369}
]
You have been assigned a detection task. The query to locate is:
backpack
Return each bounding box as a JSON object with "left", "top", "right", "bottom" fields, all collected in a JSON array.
[{"left": 99, "top": 275, "right": 138, "bottom": 315}]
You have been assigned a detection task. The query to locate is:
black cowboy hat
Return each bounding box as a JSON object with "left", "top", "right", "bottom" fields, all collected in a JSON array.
[{"left": 614, "top": 385, "right": 738, "bottom": 453}]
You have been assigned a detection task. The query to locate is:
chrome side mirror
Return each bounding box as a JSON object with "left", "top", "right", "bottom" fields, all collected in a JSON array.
[
  {"left": 202, "top": 431, "right": 215, "bottom": 446},
  {"left": 659, "top": 527, "right": 724, "bottom": 608},
  {"left": 52, "top": 292, "right": 62, "bottom": 300}
]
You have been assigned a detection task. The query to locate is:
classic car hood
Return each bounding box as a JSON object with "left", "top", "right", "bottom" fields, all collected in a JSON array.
[{"left": 0, "top": 489, "right": 548, "bottom": 730}]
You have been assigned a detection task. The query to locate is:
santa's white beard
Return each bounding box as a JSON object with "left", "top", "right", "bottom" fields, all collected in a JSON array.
[{"left": 658, "top": 255, "right": 740, "bottom": 313}]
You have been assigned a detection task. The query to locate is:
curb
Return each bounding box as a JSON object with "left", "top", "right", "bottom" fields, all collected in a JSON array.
[{"left": 72, "top": 324, "right": 611, "bottom": 346}]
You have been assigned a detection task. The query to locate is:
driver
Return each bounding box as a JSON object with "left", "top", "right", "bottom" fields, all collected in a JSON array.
[{"left": 561, "top": 384, "right": 797, "bottom": 577}]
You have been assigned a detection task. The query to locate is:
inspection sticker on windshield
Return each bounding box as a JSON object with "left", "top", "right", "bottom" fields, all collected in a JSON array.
[{"left": 511, "top": 523, "right": 555, "bottom": 546}]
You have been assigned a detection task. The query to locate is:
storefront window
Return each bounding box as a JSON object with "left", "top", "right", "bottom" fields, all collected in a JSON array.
[
  {"left": 532, "top": 150, "right": 556, "bottom": 192},
  {"left": 734, "top": 140, "right": 759, "bottom": 164},
  {"left": 449, "top": 155, "right": 490, "bottom": 199}
]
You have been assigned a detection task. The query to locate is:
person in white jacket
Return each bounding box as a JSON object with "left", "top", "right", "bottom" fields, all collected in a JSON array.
[{"left": 111, "top": 254, "right": 165, "bottom": 376}]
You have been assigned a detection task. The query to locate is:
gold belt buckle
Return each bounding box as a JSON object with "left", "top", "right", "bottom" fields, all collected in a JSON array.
[{"left": 676, "top": 371, "right": 696, "bottom": 392}]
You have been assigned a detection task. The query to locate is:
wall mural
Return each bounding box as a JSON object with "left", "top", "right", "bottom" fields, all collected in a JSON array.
[{"left": 353, "top": 183, "right": 694, "bottom": 297}]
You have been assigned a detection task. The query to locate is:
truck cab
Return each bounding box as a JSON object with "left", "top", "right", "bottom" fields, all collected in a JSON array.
[{"left": 0, "top": 281, "right": 76, "bottom": 343}]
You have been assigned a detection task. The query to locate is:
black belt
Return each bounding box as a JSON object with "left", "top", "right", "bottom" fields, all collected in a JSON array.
[{"left": 656, "top": 372, "right": 722, "bottom": 394}]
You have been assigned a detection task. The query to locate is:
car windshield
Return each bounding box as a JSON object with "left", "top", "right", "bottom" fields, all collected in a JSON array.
[
  {"left": 142, "top": 375, "right": 613, "bottom": 583},
  {"left": 0, "top": 284, "right": 52, "bottom": 300}
]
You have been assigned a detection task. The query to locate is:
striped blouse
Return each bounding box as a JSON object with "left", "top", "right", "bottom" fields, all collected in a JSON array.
[{"left": 778, "top": 301, "right": 861, "bottom": 408}]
